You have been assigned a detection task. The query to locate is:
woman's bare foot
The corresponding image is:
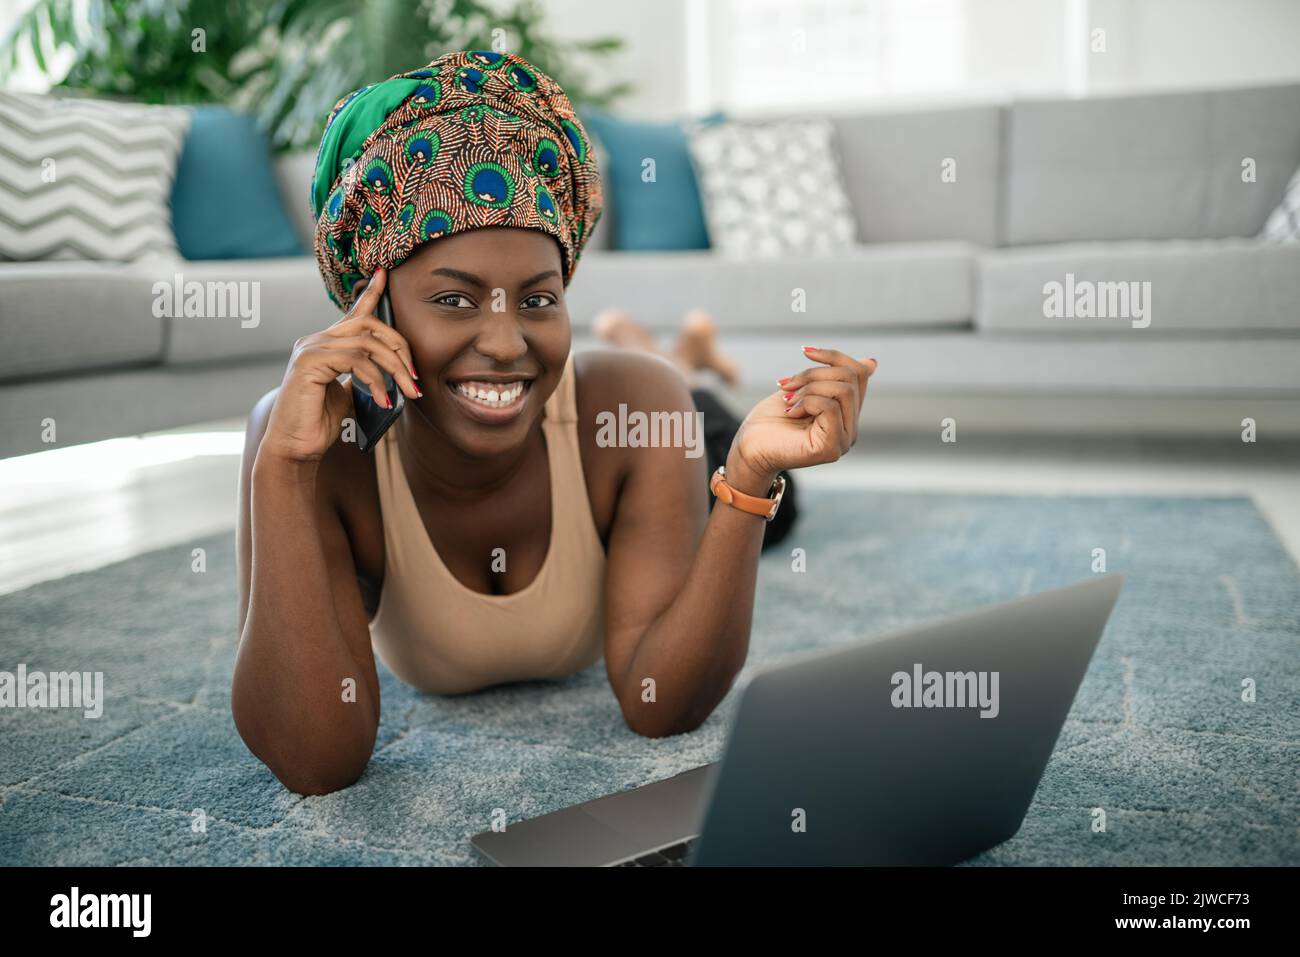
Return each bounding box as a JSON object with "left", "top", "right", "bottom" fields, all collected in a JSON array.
[
  {"left": 593, "top": 309, "right": 698, "bottom": 385},
  {"left": 674, "top": 310, "right": 740, "bottom": 387},
  {"left": 593, "top": 309, "right": 658, "bottom": 351}
]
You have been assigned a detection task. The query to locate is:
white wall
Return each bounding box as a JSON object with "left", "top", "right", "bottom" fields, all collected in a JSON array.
[
  {"left": 595, "top": 0, "right": 1300, "bottom": 118},
  {"left": 505, "top": 0, "right": 693, "bottom": 120},
  {"left": 1087, "top": 0, "right": 1300, "bottom": 94}
]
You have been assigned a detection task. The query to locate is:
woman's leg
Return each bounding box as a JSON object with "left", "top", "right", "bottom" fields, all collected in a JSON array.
[{"left": 675, "top": 311, "right": 740, "bottom": 387}]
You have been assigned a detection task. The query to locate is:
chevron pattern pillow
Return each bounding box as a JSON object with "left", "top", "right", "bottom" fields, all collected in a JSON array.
[
  {"left": 0, "top": 91, "right": 192, "bottom": 262},
  {"left": 1258, "top": 164, "right": 1300, "bottom": 243}
]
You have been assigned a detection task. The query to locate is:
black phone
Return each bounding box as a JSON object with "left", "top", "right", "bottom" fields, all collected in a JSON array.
[{"left": 351, "top": 287, "right": 404, "bottom": 453}]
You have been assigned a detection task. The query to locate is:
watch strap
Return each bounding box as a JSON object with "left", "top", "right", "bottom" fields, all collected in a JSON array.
[{"left": 710, "top": 466, "right": 786, "bottom": 521}]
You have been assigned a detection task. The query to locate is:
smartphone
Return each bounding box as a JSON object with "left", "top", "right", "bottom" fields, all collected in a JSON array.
[{"left": 351, "top": 287, "right": 405, "bottom": 453}]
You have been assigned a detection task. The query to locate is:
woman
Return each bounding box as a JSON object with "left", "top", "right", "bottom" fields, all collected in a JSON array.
[{"left": 233, "top": 50, "right": 877, "bottom": 796}]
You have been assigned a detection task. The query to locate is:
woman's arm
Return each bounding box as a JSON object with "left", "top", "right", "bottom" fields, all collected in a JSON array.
[
  {"left": 233, "top": 393, "right": 381, "bottom": 795},
  {"left": 600, "top": 348, "right": 875, "bottom": 737},
  {"left": 233, "top": 268, "right": 421, "bottom": 794}
]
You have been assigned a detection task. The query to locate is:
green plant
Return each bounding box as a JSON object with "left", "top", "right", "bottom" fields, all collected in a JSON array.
[{"left": 1, "top": 0, "right": 632, "bottom": 152}]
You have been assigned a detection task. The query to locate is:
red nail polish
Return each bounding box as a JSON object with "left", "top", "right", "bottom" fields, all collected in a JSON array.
[
  {"left": 777, "top": 376, "right": 791, "bottom": 386},
  {"left": 410, "top": 365, "right": 419, "bottom": 379},
  {"left": 801, "top": 345, "right": 818, "bottom": 352},
  {"left": 783, "top": 392, "right": 795, "bottom": 400}
]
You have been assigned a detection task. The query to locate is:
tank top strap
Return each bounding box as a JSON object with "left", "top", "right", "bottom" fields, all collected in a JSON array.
[{"left": 543, "top": 351, "right": 578, "bottom": 425}]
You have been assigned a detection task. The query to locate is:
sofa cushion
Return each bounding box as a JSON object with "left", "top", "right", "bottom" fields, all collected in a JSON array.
[
  {"left": 273, "top": 150, "right": 319, "bottom": 253},
  {"left": 579, "top": 109, "right": 721, "bottom": 251},
  {"left": 584, "top": 124, "right": 615, "bottom": 252},
  {"left": 1208, "top": 85, "right": 1300, "bottom": 237},
  {"left": 170, "top": 106, "right": 304, "bottom": 260},
  {"left": 832, "top": 104, "right": 1002, "bottom": 247},
  {"left": 1004, "top": 84, "right": 1300, "bottom": 245},
  {"left": 158, "top": 256, "right": 336, "bottom": 364},
  {"left": 564, "top": 242, "right": 976, "bottom": 333},
  {"left": 0, "top": 260, "right": 165, "bottom": 381},
  {"left": 977, "top": 239, "right": 1300, "bottom": 335}
]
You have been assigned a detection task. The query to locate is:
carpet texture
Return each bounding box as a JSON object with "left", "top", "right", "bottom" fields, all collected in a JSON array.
[{"left": 1, "top": 490, "right": 1297, "bottom": 866}]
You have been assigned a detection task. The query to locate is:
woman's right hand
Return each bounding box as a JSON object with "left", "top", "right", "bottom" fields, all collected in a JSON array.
[{"left": 258, "top": 266, "right": 422, "bottom": 465}]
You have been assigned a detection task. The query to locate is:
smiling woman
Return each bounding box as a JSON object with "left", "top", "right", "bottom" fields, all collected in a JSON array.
[{"left": 231, "top": 50, "right": 876, "bottom": 796}]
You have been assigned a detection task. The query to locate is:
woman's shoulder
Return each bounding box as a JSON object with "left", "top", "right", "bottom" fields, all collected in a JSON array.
[
  {"left": 572, "top": 348, "right": 696, "bottom": 423},
  {"left": 570, "top": 348, "right": 700, "bottom": 538}
]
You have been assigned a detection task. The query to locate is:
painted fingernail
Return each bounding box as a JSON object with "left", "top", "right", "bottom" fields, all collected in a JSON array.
[
  {"left": 415, "top": 385, "right": 424, "bottom": 398},
  {"left": 777, "top": 377, "right": 791, "bottom": 386},
  {"left": 783, "top": 392, "right": 795, "bottom": 401},
  {"left": 410, "top": 365, "right": 419, "bottom": 379},
  {"left": 801, "top": 345, "right": 818, "bottom": 352}
]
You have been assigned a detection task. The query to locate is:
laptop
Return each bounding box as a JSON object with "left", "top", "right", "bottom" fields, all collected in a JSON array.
[{"left": 470, "top": 573, "right": 1124, "bottom": 866}]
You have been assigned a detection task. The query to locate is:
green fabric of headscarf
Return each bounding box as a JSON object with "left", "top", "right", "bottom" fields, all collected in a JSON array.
[{"left": 310, "top": 78, "right": 425, "bottom": 221}]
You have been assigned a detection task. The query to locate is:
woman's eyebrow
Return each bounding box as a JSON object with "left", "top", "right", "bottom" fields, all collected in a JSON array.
[
  {"left": 519, "top": 269, "right": 560, "bottom": 288},
  {"left": 428, "top": 268, "right": 560, "bottom": 289},
  {"left": 429, "top": 267, "right": 486, "bottom": 288}
]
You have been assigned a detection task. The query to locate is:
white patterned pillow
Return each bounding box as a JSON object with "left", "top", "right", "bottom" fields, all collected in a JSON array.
[
  {"left": 684, "top": 118, "right": 857, "bottom": 258},
  {"left": 1258, "top": 164, "right": 1300, "bottom": 243},
  {"left": 0, "top": 91, "right": 191, "bottom": 262}
]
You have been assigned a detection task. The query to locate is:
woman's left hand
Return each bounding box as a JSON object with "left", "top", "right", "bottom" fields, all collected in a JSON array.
[{"left": 728, "top": 346, "right": 878, "bottom": 483}]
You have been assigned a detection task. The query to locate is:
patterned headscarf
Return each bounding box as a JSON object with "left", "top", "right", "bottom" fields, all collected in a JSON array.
[{"left": 311, "top": 50, "right": 603, "bottom": 311}]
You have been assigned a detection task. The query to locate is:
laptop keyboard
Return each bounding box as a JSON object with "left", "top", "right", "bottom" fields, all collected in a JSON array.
[{"left": 613, "top": 836, "right": 697, "bottom": 866}]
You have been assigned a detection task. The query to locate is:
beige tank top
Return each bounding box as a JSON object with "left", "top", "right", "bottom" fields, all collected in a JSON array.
[{"left": 368, "top": 351, "right": 607, "bottom": 694}]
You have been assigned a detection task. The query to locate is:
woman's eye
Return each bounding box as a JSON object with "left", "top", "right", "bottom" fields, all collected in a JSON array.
[
  {"left": 432, "top": 293, "right": 474, "bottom": 309},
  {"left": 523, "top": 293, "right": 556, "bottom": 308}
]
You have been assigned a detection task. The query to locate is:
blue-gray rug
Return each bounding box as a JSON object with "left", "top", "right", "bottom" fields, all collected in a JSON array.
[{"left": 1, "top": 491, "right": 1297, "bottom": 866}]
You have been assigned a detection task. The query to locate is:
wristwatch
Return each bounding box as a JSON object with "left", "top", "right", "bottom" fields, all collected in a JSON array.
[{"left": 709, "top": 465, "right": 787, "bottom": 521}]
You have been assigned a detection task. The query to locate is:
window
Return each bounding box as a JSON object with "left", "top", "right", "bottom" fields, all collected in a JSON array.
[{"left": 699, "top": 0, "right": 967, "bottom": 114}]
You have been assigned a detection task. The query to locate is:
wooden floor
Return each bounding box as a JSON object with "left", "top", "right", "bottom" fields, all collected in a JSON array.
[{"left": 1, "top": 419, "right": 1297, "bottom": 597}]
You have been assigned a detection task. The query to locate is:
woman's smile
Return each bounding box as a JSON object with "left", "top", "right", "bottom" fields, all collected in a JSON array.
[{"left": 443, "top": 375, "right": 534, "bottom": 424}]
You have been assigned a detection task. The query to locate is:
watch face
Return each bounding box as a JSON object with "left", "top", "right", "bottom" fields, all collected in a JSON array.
[{"left": 766, "top": 474, "right": 787, "bottom": 520}]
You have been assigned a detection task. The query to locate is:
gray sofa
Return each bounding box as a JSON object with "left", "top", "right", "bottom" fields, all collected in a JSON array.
[{"left": 3, "top": 82, "right": 1298, "bottom": 458}]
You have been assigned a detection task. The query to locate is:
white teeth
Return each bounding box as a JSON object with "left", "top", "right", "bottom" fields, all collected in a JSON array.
[{"left": 454, "top": 380, "right": 527, "bottom": 408}]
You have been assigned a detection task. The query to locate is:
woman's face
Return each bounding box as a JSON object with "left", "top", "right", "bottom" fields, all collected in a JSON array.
[{"left": 383, "top": 226, "right": 570, "bottom": 457}]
